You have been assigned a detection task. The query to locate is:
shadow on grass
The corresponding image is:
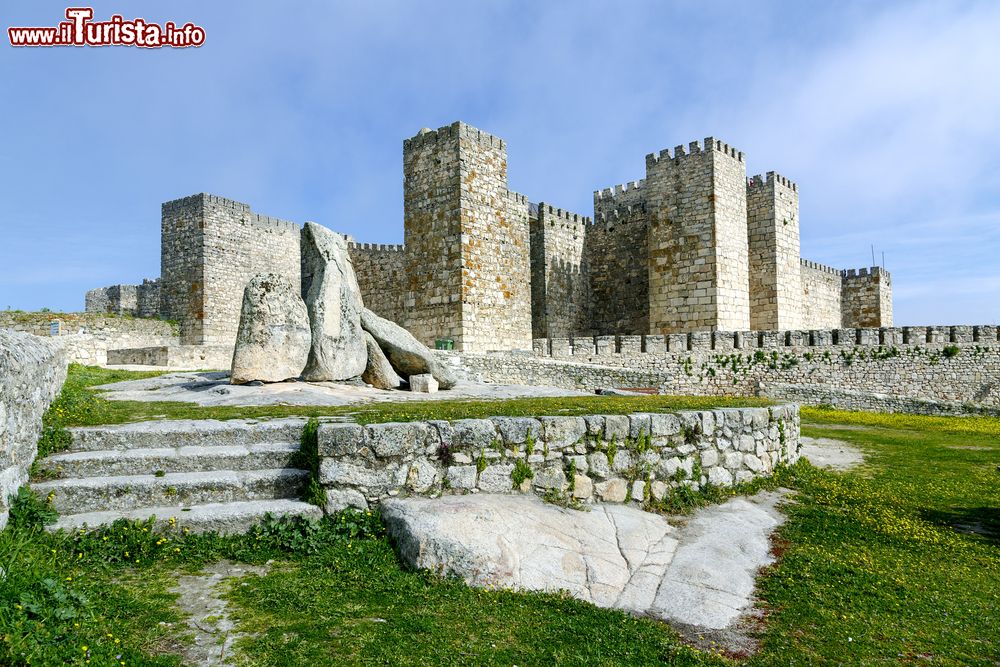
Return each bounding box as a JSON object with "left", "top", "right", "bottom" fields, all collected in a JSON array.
[{"left": 921, "top": 506, "right": 1000, "bottom": 545}]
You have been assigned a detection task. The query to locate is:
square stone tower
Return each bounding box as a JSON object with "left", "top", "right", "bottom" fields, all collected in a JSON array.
[
  {"left": 402, "top": 122, "right": 533, "bottom": 352},
  {"left": 746, "top": 172, "right": 803, "bottom": 330},
  {"left": 160, "top": 193, "right": 300, "bottom": 347},
  {"left": 644, "top": 138, "right": 751, "bottom": 333}
]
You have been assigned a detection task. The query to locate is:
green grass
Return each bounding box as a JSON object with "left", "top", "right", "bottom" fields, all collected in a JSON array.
[
  {"left": 38, "top": 365, "right": 770, "bottom": 457},
  {"left": 5, "top": 368, "right": 999, "bottom": 664},
  {"left": 747, "top": 410, "right": 999, "bottom": 665}
]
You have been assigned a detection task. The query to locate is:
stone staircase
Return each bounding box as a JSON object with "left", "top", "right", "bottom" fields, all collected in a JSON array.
[{"left": 32, "top": 418, "right": 322, "bottom": 534}]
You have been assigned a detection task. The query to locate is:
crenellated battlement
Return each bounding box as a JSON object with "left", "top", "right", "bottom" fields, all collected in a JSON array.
[
  {"left": 403, "top": 121, "right": 507, "bottom": 152},
  {"left": 748, "top": 171, "right": 798, "bottom": 192},
  {"left": 537, "top": 202, "right": 591, "bottom": 225},
  {"left": 645, "top": 136, "right": 745, "bottom": 169},
  {"left": 593, "top": 179, "right": 645, "bottom": 203},
  {"left": 800, "top": 258, "right": 840, "bottom": 275},
  {"left": 530, "top": 324, "right": 1000, "bottom": 358},
  {"left": 348, "top": 242, "right": 405, "bottom": 253},
  {"left": 507, "top": 190, "right": 529, "bottom": 206},
  {"left": 842, "top": 266, "right": 890, "bottom": 280}
]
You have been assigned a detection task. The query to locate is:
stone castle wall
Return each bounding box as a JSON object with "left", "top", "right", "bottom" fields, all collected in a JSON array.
[
  {"left": 0, "top": 329, "right": 67, "bottom": 528},
  {"left": 799, "top": 259, "right": 842, "bottom": 328},
  {"left": 348, "top": 242, "right": 406, "bottom": 325},
  {"left": 588, "top": 182, "right": 649, "bottom": 335},
  {"left": 0, "top": 313, "right": 177, "bottom": 365},
  {"left": 747, "top": 173, "right": 802, "bottom": 330},
  {"left": 458, "top": 324, "right": 1000, "bottom": 412},
  {"left": 318, "top": 404, "right": 801, "bottom": 512},
  {"left": 85, "top": 279, "right": 160, "bottom": 318},
  {"left": 85, "top": 122, "right": 896, "bottom": 354},
  {"left": 161, "top": 194, "right": 300, "bottom": 347},
  {"left": 530, "top": 204, "right": 592, "bottom": 338}
]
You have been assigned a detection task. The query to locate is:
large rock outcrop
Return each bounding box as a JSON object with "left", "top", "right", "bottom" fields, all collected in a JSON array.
[
  {"left": 230, "top": 273, "right": 311, "bottom": 384},
  {"left": 361, "top": 331, "right": 403, "bottom": 390},
  {"left": 381, "top": 492, "right": 784, "bottom": 630},
  {"left": 359, "top": 308, "right": 457, "bottom": 389},
  {"left": 300, "top": 222, "right": 368, "bottom": 381}
]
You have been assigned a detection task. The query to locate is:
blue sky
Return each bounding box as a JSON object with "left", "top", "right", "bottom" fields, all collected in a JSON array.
[{"left": 2, "top": 0, "right": 999, "bottom": 325}]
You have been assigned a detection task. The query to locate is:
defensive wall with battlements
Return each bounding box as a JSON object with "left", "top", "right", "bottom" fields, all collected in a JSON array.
[{"left": 83, "top": 121, "right": 892, "bottom": 355}]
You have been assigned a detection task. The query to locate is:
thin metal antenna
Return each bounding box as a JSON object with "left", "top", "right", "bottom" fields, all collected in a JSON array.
[
  {"left": 881, "top": 251, "right": 885, "bottom": 270},
  {"left": 871, "top": 244, "right": 876, "bottom": 267}
]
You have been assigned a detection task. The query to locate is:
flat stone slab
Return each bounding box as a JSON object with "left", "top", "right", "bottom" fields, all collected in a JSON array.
[
  {"left": 799, "top": 436, "right": 864, "bottom": 470},
  {"left": 381, "top": 492, "right": 785, "bottom": 631},
  {"left": 93, "top": 372, "right": 588, "bottom": 407}
]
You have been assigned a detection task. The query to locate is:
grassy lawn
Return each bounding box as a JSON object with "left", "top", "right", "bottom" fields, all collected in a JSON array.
[
  {"left": 2, "top": 368, "right": 997, "bottom": 664},
  {"left": 37, "top": 365, "right": 771, "bottom": 458}
]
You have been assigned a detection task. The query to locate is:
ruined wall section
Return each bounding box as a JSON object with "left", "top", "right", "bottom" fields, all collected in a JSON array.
[
  {"left": 800, "top": 259, "right": 842, "bottom": 328},
  {"left": 402, "top": 126, "right": 464, "bottom": 347},
  {"left": 529, "top": 203, "right": 592, "bottom": 338},
  {"left": 587, "top": 181, "right": 649, "bottom": 335},
  {"left": 160, "top": 193, "right": 300, "bottom": 347},
  {"left": 348, "top": 243, "right": 406, "bottom": 325},
  {"left": 842, "top": 267, "right": 892, "bottom": 327},
  {"left": 85, "top": 278, "right": 160, "bottom": 317},
  {"left": 646, "top": 139, "right": 750, "bottom": 333},
  {"left": 747, "top": 172, "right": 802, "bottom": 330}
]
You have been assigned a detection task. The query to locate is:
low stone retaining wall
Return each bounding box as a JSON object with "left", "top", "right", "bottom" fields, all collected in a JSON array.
[
  {"left": 318, "top": 405, "right": 800, "bottom": 512},
  {"left": 760, "top": 383, "right": 1000, "bottom": 417},
  {"left": 106, "top": 344, "right": 233, "bottom": 370},
  {"left": 0, "top": 329, "right": 67, "bottom": 528}
]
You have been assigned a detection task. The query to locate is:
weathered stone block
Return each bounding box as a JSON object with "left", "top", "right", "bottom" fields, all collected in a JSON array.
[{"left": 409, "top": 374, "right": 439, "bottom": 393}]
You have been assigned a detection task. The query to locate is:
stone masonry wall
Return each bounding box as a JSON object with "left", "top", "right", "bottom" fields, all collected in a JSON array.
[
  {"left": 161, "top": 194, "right": 300, "bottom": 347},
  {"left": 318, "top": 405, "right": 800, "bottom": 513},
  {"left": 457, "top": 125, "right": 533, "bottom": 352},
  {"left": 842, "top": 267, "right": 893, "bottom": 327},
  {"left": 646, "top": 139, "right": 751, "bottom": 333},
  {"left": 463, "top": 324, "right": 1000, "bottom": 412},
  {"left": 588, "top": 181, "right": 649, "bottom": 335},
  {"left": 0, "top": 329, "right": 67, "bottom": 528},
  {"left": 529, "top": 204, "right": 592, "bottom": 338},
  {"left": 402, "top": 123, "right": 533, "bottom": 352},
  {"left": 201, "top": 197, "right": 300, "bottom": 347},
  {"left": 349, "top": 242, "right": 406, "bottom": 325},
  {"left": 800, "top": 259, "right": 842, "bottom": 328},
  {"left": 85, "top": 279, "right": 160, "bottom": 317},
  {"left": 747, "top": 173, "right": 802, "bottom": 330},
  {"left": 0, "top": 313, "right": 177, "bottom": 365},
  {"left": 402, "top": 125, "right": 464, "bottom": 347}
]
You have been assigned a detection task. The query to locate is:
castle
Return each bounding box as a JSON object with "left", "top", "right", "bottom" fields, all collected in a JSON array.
[{"left": 86, "top": 121, "right": 892, "bottom": 353}]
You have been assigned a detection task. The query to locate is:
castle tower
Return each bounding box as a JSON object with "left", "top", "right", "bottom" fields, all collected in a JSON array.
[
  {"left": 746, "top": 172, "right": 803, "bottom": 330},
  {"left": 644, "top": 138, "right": 751, "bottom": 333},
  {"left": 841, "top": 267, "right": 893, "bottom": 327},
  {"left": 402, "top": 122, "right": 532, "bottom": 352},
  {"left": 160, "top": 194, "right": 300, "bottom": 347}
]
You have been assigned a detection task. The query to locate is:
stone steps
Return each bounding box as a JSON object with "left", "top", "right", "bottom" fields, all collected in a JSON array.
[
  {"left": 31, "top": 417, "right": 318, "bottom": 533},
  {"left": 36, "top": 442, "right": 300, "bottom": 479},
  {"left": 34, "top": 468, "right": 310, "bottom": 515},
  {"left": 67, "top": 418, "right": 307, "bottom": 452},
  {"left": 49, "top": 499, "right": 322, "bottom": 535}
]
